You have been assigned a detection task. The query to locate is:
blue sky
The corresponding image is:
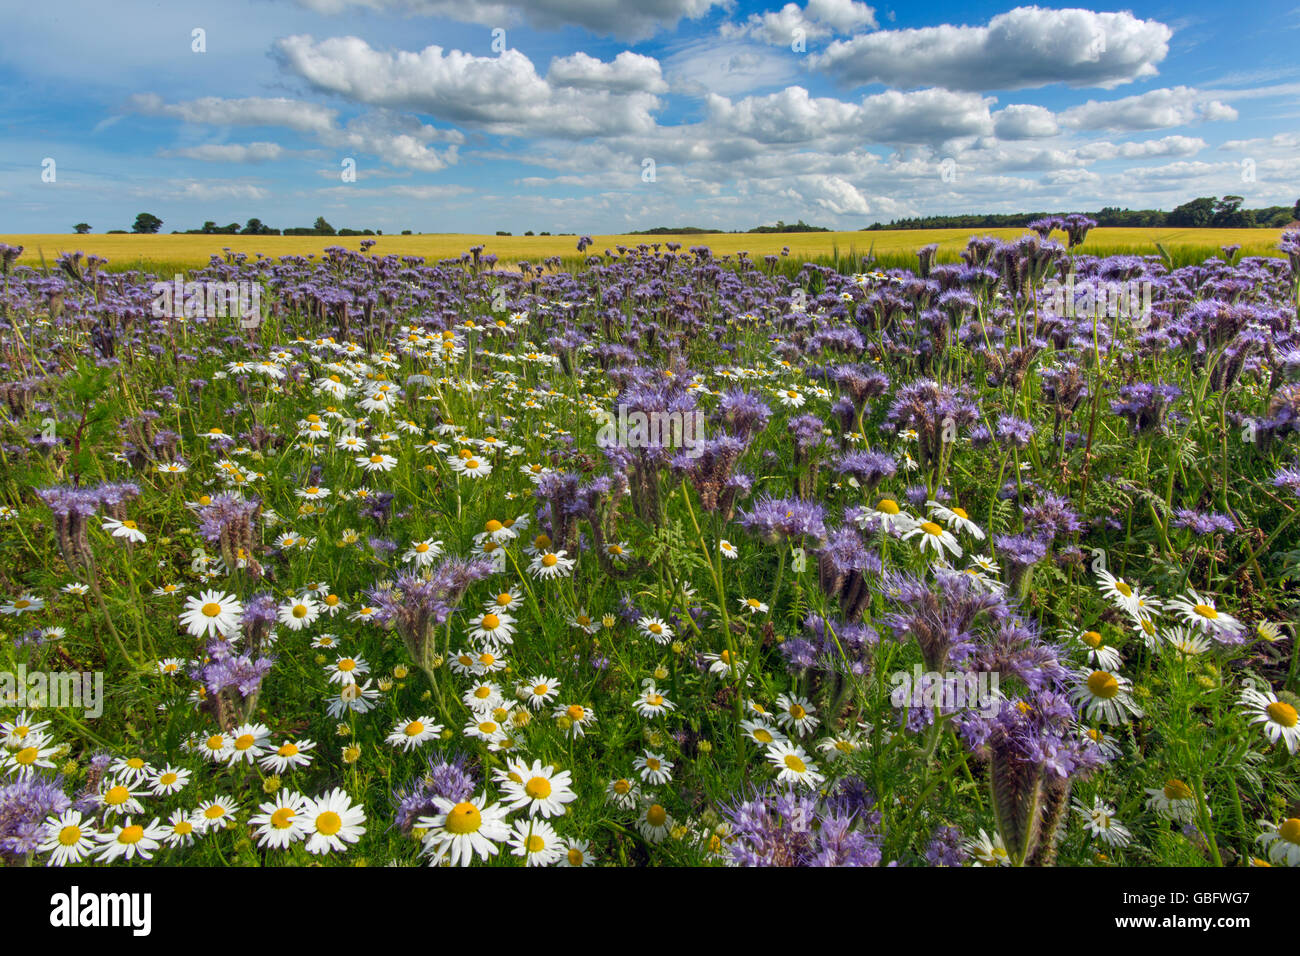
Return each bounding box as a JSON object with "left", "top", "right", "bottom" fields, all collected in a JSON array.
[{"left": 2, "top": 0, "right": 1299, "bottom": 234}]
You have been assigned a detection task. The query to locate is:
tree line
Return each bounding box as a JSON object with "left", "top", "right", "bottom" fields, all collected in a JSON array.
[{"left": 866, "top": 197, "right": 1300, "bottom": 231}]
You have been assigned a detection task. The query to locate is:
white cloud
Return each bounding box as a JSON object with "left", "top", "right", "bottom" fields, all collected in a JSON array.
[
  {"left": 992, "top": 104, "right": 1059, "bottom": 139},
  {"left": 275, "top": 36, "right": 663, "bottom": 138},
  {"left": 706, "top": 86, "right": 997, "bottom": 147},
  {"left": 128, "top": 94, "right": 338, "bottom": 135},
  {"left": 721, "top": 0, "right": 877, "bottom": 45},
  {"left": 662, "top": 39, "right": 800, "bottom": 96},
  {"left": 1060, "top": 87, "right": 1237, "bottom": 131},
  {"left": 548, "top": 51, "right": 668, "bottom": 93},
  {"left": 810, "top": 7, "right": 1171, "bottom": 91},
  {"left": 163, "top": 142, "right": 287, "bottom": 163},
  {"left": 1075, "top": 135, "right": 1206, "bottom": 160},
  {"left": 287, "top": 0, "right": 725, "bottom": 40}
]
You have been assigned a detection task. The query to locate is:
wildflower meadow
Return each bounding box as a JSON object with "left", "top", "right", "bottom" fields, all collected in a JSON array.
[{"left": 1, "top": 220, "right": 1298, "bottom": 881}]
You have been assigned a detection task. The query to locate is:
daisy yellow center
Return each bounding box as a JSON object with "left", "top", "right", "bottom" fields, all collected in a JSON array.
[
  {"left": 1081, "top": 630, "right": 1102, "bottom": 648},
  {"left": 16, "top": 747, "right": 38, "bottom": 765},
  {"left": 338, "top": 659, "right": 356, "bottom": 672},
  {"left": 478, "top": 721, "right": 498, "bottom": 734},
  {"left": 952, "top": 507, "right": 969, "bottom": 519},
  {"left": 234, "top": 734, "right": 255, "bottom": 750},
  {"left": 1087, "top": 671, "right": 1120, "bottom": 699},
  {"left": 174, "top": 820, "right": 193, "bottom": 836},
  {"left": 201, "top": 602, "right": 223, "bottom": 617},
  {"left": 1266, "top": 701, "right": 1298, "bottom": 728},
  {"left": 609, "top": 545, "right": 623, "bottom": 555},
  {"left": 122, "top": 520, "right": 138, "bottom": 530},
  {"left": 415, "top": 543, "right": 429, "bottom": 553},
  {"left": 567, "top": 847, "right": 584, "bottom": 865},
  {"left": 525, "top": 777, "right": 552, "bottom": 799},
  {"left": 646, "top": 804, "right": 667, "bottom": 827},
  {"left": 369, "top": 455, "right": 384, "bottom": 464},
  {"left": 106, "top": 785, "right": 129, "bottom": 805},
  {"left": 474, "top": 687, "right": 492, "bottom": 699},
  {"left": 293, "top": 604, "right": 308, "bottom": 618},
  {"left": 535, "top": 534, "right": 552, "bottom": 549},
  {"left": 485, "top": 520, "right": 503, "bottom": 532},
  {"left": 118, "top": 825, "right": 144, "bottom": 845},
  {"left": 566, "top": 704, "right": 585, "bottom": 721},
  {"left": 444, "top": 802, "right": 482, "bottom": 835},
  {"left": 789, "top": 704, "right": 807, "bottom": 719},
  {"left": 159, "top": 773, "right": 177, "bottom": 786},
  {"left": 204, "top": 805, "right": 227, "bottom": 819},
  {"left": 542, "top": 554, "right": 558, "bottom": 567},
  {"left": 278, "top": 743, "right": 299, "bottom": 757},
  {"left": 525, "top": 834, "right": 546, "bottom": 852},
  {"left": 1278, "top": 819, "right": 1300, "bottom": 844},
  {"left": 533, "top": 684, "right": 548, "bottom": 696},
  {"left": 646, "top": 758, "right": 660, "bottom": 770},
  {"left": 465, "top": 459, "right": 481, "bottom": 469},
  {"left": 646, "top": 694, "right": 664, "bottom": 707},
  {"left": 405, "top": 721, "right": 425, "bottom": 736},
  {"left": 1194, "top": 603, "right": 1217, "bottom": 619},
  {"left": 754, "top": 728, "right": 773, "bottom": 743},
  {"left": 877, "top": 499, "right": 899, "bottom": 515},
  {"left": 784, "top": 754, "right": 807, "bottom": 773},
  {"left": 648, "top": 623, "right": 663, "bottom": 634},
  {"left": 315, "top": 811, "right": 342, "bottom": 836},
  {"left": 746, "top": 598, "right": 762, "bottom": 608},
  {"left": 271, "top": 807, "right": 296, "bottom": 829},
  {"left": 1163, "top": 779, "right": 1193, "bottom": 801},
  {"left": 1114, "top": 581, "right": 1132, "bottom": 597},
  {"left": 482, "top": 614, "right": 500, "bottom": 630},
  {"left": 920, "top": 521, "right": 943, "bottom": 536},
  {"left": 613, "top": 779, "right": 631, "bottom": 795},
  {"left": 206, "top": 735, "right": 225, "bottom": 751},
  {"left": 58, "top": 825, "right": 83, "bottom": 846}
]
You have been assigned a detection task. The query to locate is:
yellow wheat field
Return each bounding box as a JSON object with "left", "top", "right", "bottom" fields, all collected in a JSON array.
[{"left": 0, "top": 227, "right": 1288, "bottom": 271}]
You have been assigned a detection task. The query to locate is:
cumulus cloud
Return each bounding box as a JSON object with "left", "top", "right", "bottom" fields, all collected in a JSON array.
[
  {"left": 992, "top": 104, "right": 1059, "bottom": 139},
  {"left": 548, "top": 51, "right": 668, "bottom": 93},
  {"left": 287, "top": 0, "right": 724, "bottom": 40},
  {"left": 721, "top": 0, "right": 877, "bottom": 45},
  {"left": 1059, "top": 86, "right": 1238, "bottom": 131},
  {"left": 275, "top": 35, "right": 663, "bottom": 138},
  {"left": 706, "top": 86, "right": 996, "bottom": 147},
  {"left": 1075, "top": 135, "right": 1206, "bottom": 160},
  {"left": 809, "top": 6, "right": 1170, "bottom": 91}
]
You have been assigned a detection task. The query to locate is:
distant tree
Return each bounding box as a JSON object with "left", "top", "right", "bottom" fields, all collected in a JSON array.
[
  {"left": 241, "top": 218, "right": 273, "bottom": 235},
  {"left": 132, "top": 212, "right": 163, "bottom": 234},
  {"left": 1168, "top": 197, "right": 1216, "bottom": 228},
  {"left": 225, "top": 222, "right": 241, "bottom": 234},
  {"left": 400, "top": 229, "right": 412, "bottom": 235},
  {"left": 1293, "top": 198, "right": 1300, "bottom": 222},
  {"left": 313, "top": 216, "right": 336, "bottom": 236},
  {"left": 1212, "top": 195, "right": 1253, "bottom": 228},
  {"left": 73, "top": 223, "right": 91, "bottom": 234}
]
